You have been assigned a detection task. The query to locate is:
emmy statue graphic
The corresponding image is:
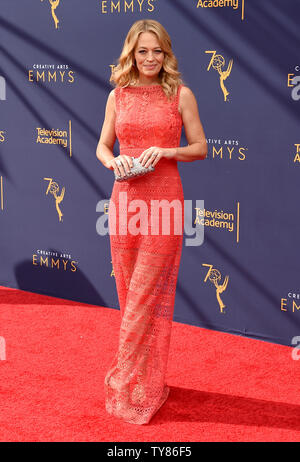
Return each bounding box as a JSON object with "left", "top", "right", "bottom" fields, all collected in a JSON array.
[
  {"left": 202, "top": 264, "right": 229, "bottom": 313},
  {"left": 44, "top": 178, "right": 65, "bottom": 222},
  {"left": 41, "top": 0, "right": 60, "bottom": 29},
  {"left": 206, "top": 51, "right": 233, "bottom": 102},
  {"left": 110, "top": 260, "right": 115, "bottom": 277}
]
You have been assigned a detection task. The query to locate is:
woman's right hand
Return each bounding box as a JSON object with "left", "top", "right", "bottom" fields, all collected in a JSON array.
[{"left": 106, "top": 155, "right": 134, "bottom": 178}]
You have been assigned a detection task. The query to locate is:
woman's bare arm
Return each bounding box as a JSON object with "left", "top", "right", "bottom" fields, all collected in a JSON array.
[
  {"left": 96, "top": 90, "right": 117, "bottom": 170},
  {"left": 174, "top": 86, "right": 207, "bottom": 161}
]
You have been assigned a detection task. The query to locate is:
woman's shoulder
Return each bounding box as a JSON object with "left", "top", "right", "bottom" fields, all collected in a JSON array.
[
  {"left": 178, "top": 85, "right": 197, "bottom": 115},
  {"left": 109, "top": 88, "right": 117, "bottom": 97},
  {"left": 109, "top": 87, "right": 124, "bottom": 100},
  {"left": 179, "top": 85, "right": 193, "bottom": 96},
  {"left": 106, "top": 89, "right": 117, "bottom": 113},
  {"left": 178, "top": 85, "right": 197, "bottom": 103}
]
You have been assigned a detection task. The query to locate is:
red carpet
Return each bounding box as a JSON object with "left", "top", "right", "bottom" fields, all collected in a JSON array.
[{"left": 0, "top": 285, "right": 300, "bottom": 442}]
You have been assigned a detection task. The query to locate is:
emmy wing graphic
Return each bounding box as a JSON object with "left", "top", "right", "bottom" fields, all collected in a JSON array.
[
  {"left": 44, "top": 178, "right": 65, "bottom": 222},
  {"left": 41, "top": 0, "right": 60, "bottom": 29},
  {"left": 206, "top": 51, "right": 233, "bottom": 102},
  {"left": 202, "top": 264, "right": 229, "bottom": 313}
]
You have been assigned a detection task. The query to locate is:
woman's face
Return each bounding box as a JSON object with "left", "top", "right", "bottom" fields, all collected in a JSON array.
[{"left": 133, "top": 32, "right": 165, "bottom": 82}]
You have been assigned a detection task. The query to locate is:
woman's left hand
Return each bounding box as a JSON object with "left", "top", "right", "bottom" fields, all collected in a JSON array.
[{"left": 138, "top": 147, "right": 176, "bottom": 168}]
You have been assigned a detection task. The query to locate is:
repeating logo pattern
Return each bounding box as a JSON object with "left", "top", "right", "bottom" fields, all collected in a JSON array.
[{"left": 2, "top": 0, "right": 300, "bottom": 344}]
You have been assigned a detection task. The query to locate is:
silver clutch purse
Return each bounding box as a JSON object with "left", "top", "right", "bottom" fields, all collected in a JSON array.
[{"left": 114, "top": 156, "right": 155, "bottom": 182}]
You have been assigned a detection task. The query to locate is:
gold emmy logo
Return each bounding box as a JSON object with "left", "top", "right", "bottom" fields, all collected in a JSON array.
[
  {"left": 206, "top": 51, "right": 233, "bottom": 102},
  {"left": 41, "top": 0, "right": 60, "bottom": 29},
  {"left": 111, "top": 260, "right": 115, "bottom": 277},
  {"left": 294, "top": 144, "right": 300, "bottom": 163},
  {"left": 44, "top": 178, "right": 65, "bottom": 221},
  {"left": 202, "top": 264, "right": 229, "bottom": 313}
]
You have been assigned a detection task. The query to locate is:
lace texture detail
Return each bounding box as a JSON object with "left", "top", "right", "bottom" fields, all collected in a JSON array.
[{"left": 105, "top": 84, "right": 184, "bottom": 425}]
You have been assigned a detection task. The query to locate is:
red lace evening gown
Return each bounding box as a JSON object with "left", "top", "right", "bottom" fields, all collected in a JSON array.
[{"left": 104, "top": 83, "right": 184, "bottom": 425}]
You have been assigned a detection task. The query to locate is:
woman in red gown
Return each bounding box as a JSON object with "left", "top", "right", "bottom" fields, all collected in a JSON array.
[{"left": 96, "top": 19, "right": 207, "bottom": 425}]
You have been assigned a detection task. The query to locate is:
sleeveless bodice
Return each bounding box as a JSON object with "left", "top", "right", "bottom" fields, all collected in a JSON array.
[
  {"left": 114, "top": 84, "right": 183, "bottom": 178},
  {"left": 105, "top": 83, "right": 185, "bottom": 425}
]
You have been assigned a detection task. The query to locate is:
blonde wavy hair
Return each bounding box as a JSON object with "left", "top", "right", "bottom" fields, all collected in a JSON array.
[{"left": 110, "top": 19, "right": 186, "bottom": 101}]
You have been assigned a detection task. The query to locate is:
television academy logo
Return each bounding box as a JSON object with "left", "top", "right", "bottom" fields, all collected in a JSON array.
[
  {"left": 197, "top": 0, "right": 246, "bottom": 20},
  {"left": 36, "top": 123, "right": 72, "bottom": 156},
  {"left": 195, "top": 202, "right": 240, "bottom": 243},
  {"left": 293, "top": 144, "right": 300, "bottom": 164}
]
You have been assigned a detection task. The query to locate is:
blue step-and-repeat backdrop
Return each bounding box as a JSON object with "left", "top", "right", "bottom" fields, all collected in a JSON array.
[{"left": 0, "top": 0, "right": 299, "bottom": 346}]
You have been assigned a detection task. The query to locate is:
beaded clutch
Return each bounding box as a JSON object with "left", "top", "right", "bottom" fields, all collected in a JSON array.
[{"left": 114, "top": 156, "right": 155, "bottom": 182}]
